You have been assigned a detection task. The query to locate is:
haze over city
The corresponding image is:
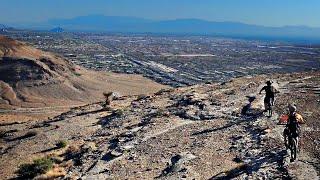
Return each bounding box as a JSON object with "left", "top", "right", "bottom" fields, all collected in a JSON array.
[{"left": 2, "top": 0, "right": 320, "bottom": 27}]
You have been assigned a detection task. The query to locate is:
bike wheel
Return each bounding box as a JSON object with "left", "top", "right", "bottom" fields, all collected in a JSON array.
[{"left": 290, "top": 138, "right": 297, "bottom": 161}]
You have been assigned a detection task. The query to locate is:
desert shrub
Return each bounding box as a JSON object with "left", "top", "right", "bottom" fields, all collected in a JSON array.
[
  {"left": 103, "top": 92, "right": 113, "bottom": 98},
  {"left": 65, "top": 145, "right": 82, "bottom": 166},
  {"left": 17, "top": 157, "right": 54, "bottom": 178},
  {"left": 74, "top": 72, "right": 82, "bottom": 76},
  {"left": 56, "top": 140, "right": 68, "bottom": 149},
  {"left": 113, "top": 109, "right": 124, "bottom": 117},
  {"left": 0, "top": 129, "right": 18, "bottom": 138},
  {"left": 0, "top": 130, "right": 5, "bottom": 138},
  {"left": 224, "top": 89, "right": 236, "bottom": 95},
  {"left": 155, "top": 88, "right": 174, "bottom": 95},
  {"left": 154, "top": 109, "right": 169, "bottom": 117},
  {"left": 24, "top": 130, "right": 38, "bottom": 138},
  {"left": 136, "top": 94, "right": 148, "bottom": 101}
]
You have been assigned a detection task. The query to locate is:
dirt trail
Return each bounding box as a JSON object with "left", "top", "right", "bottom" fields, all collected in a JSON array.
[
  {"left": 67, "top": 77, "right": 319, "bottom": 179},
  {"left": 245, "top": 80, "right": 319, "bottom": 179}
]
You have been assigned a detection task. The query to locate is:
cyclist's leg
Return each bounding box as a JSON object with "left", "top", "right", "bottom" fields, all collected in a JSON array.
[
  {"left": 267, "top": 99, "right": 272, "bottom": 116},
  {"left": 283, "top": 128, "right": 289, "bottom": 148},
  {"left": 289, "top": 137, "right": 293, "bottom": 160},
  {"left": 292, "top": 137, "right": 297, "bottom": 161},
  {"left": 296, "top": 136, "right": 299, "bottom": 152},
  {"left": 263, "top": 102, "right": 268, "bottom": 112},
  {"left": 288, "top": 135, "right": 296, "bottom": 162},
  {"left": 263, "top": 97, "right": 269, "bottom": 112}
]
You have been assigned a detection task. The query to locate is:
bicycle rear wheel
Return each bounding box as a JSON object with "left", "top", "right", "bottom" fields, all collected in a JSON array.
[{"left": 290, "top": 137, "right": 297, "bottom": 161}]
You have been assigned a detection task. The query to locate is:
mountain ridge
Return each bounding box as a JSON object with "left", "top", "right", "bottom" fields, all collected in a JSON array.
[
  {"left": 4, "top": 15, "right": 320, "bottom": 43},
  {"left": 45, "top": 15, "right": 320, "bottom": 39}
]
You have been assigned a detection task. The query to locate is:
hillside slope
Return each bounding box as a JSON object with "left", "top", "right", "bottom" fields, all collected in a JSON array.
[
  {"left": 0, "top": 36, "right": 166, "bottom": 119},
  {"left": 0, "top": 71, "right": 319, "bottom": 179}
]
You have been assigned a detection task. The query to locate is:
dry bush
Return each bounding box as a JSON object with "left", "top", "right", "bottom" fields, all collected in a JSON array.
[
  {"left": 17, "top": 157, "right": 54, "bottom": 179},
  {"left": 56, "top": 140, "right": 68, "bottom": 149},
  {"left": 35, "top": 165, "right": 66, "bottom": 180},
  {"left": 24, "top": 130, "right": 38, "bottom": 138},
  {"left": 136, "top": 94, "right": 148, "bottom": 101}
]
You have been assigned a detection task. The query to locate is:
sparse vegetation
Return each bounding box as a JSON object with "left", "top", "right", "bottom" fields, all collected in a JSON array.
[
  {"left": 56, "top": 140, "right": 68, "bottom": 149},
  {"left": 155, "top": 88, "right": 169, "bottom": 95},
  {"left": 0, "top": 129, "right": 18, "bottom": 138},
  {"left": 103, "top": 92, "right": 114, "bottom": 106},
  {"left": 113, "top": 109, "right": 125, "bottom": 117},
  {"left": 137, "top": 94, "right": 148, "bottom": 101},
  {"left": 24, "top": 130, "right": 38, "bottom": 138},
  {"left": 103, "top": 92, "right": 113, "bottom": 98},
  {"left": 17, "top": 157, "right": 54, "bottom": 178},
  {"left": 225, "top": 89, "right": 236, "bottom": 95},
  {"left": 154, "top": 109, "right": 169, "bottom": 117},
  {"left": 65, "top": 145, "right": 82, "bottom": 166},
  {"left": 0, "top": 130, "right": 6, "bottom": 138},
  {"left": 74, "top": 72, "right": 82, "bottom": 76}
]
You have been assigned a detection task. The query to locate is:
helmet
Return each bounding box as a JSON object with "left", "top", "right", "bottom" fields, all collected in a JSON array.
[
  {"left": 288, "top": 103, "right": 297, "bottom": 113},
  {"left": 266, "top": 81, "right": 272, "bottom": 85}
]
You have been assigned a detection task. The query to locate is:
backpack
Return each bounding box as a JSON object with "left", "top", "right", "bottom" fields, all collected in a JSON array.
[
  {"left": 294, "top": 113, "right": 305, "bottom": 124},
  {"left": 278, "top": 113, "right": 304, "bottom": 125}
]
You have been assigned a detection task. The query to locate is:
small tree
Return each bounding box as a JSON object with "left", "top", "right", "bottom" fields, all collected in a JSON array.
[{"left": 103, "top": 92, "right": 114, "bottom": 107}]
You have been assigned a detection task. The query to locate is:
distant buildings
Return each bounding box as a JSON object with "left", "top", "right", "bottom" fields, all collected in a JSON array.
[{"left": 5, "top": 31, "right": 320, "bottom": 87}]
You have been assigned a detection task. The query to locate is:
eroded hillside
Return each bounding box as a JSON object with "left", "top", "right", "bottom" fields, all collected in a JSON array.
[{"left": 0, "top": 36, "right": 166, "bottom": 122}]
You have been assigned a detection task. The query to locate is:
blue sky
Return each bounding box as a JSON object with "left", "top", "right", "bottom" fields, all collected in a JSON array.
[{"left": 1, "top": 0, "right": 319, "bottom": 27}]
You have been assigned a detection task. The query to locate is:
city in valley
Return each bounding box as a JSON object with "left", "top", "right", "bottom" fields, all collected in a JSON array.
[{"left": 4, "top": 30, "right": 320, "bottom": 87}]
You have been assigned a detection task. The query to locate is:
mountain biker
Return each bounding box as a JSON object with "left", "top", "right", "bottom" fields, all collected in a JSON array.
[
  {"left": 283, "top": 104, "right": 305, "bottom": 161},
  {"left": 259, "top": 81, "right": 278, "bottom": 112}
]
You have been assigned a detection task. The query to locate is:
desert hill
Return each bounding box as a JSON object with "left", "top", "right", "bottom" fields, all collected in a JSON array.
[
  {"left": 0, "top": 36, "right": 166, "bottom": 113},
  {"left": 0, "top": 71, "right": 319, "bottom": 179}
]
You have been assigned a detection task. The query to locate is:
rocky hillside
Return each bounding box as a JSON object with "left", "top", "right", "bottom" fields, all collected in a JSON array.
[
  {"left": 0, "top": 71, "right": 319, "bottom": 179},
  {"left": 0, "top": 36, "right": 166, "bottom": 120}
]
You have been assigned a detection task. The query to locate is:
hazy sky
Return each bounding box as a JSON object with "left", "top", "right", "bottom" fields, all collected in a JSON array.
[{"left": 1, "top": 0, "right": 319, "bottom": 27}]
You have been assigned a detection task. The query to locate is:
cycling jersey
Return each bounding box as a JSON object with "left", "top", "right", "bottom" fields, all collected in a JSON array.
[
  {"left": 261, "top": 85, "right": 275, "bottom": 99},
  {"left": 286, "top": 113, "right": 304, "bottom": 138}
]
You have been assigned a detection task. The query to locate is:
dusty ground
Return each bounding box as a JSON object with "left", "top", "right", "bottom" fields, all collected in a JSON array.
[{"left": 0, "top": 72, "right": 319, "bottom": 179}]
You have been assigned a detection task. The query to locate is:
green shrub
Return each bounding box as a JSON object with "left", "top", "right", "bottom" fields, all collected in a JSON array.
[
  {"left": 17, "top": 157, "right": 54, "bottom": 178},
  {"left": 113, "top": 109, "right": 124, "bottom": 117},
  {"left": 56, "top": 140, "right": 68, "bottom": 149},
  {"left": 74, "top": 72, "right": 82, "bottom": 76}
]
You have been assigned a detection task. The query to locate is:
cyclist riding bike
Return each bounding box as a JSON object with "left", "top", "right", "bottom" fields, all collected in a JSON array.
[
  {"left": 259, "top": 81, "right": 278, "bottom": 113},
  {"left": 283, "top": 104, "right": 305, "bottom": 162}
]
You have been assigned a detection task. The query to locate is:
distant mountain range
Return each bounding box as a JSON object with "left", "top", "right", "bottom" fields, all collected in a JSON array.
[
  {"left": 50, "top": 27, "right": 64, "bottom": 33},
  {"left": 0, "top": 24, "right": 15, "bottom": 32},
  {"left": 3, "top": 15, "right": 320, "bottom": 42}
]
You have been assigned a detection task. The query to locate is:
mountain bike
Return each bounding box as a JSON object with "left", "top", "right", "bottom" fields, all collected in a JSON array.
[
  {"left": 284, "top": 127, "right": 298, "bottom": 162},
  {"left": 265, "top": 98, "right": 273, "bottom": 117}
]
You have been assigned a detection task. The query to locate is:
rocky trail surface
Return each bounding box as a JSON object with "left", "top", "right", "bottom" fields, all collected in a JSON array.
[{"left": 0, "top": 72, "right": 319, "bottom": 179}]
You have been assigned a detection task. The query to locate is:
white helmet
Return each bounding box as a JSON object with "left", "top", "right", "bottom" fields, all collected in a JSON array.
[{"left": 288, "top": 103, "right": 297, "bottom": 113}]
